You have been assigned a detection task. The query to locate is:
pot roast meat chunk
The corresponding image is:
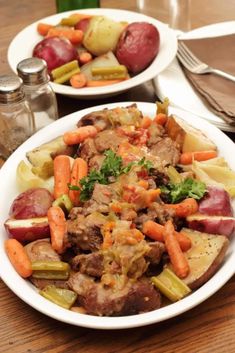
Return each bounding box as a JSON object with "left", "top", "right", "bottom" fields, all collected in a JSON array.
[
  {"left": 147, "top": 123, "right": 165, "bottom": 146},
  {"left": 150, "top": 137, "right": 180, "bottom": 166},
  {"left": 25, "top": 239, "right": 60, "bottom": 262},
  {"left": 77, "top": 110, "right": 110, "bottom": 131},
  {"left": 68, "top": 273, "right": 161, "bottom": 316},
  {"left": 91, "top": 183, "right": 114, "bottom": 205},
  {"left": 79, "top": 138, "right": 98, "bottom": 162},
  {"left": 71, "top": 252, "right": 104, "bottom": 277},
  {"left": 146, "top": 242, "right": 166, "bottom": 265},
  {"left": 136, "top": 202, "right": 175, "bottom": 229},
  {"left": 30, "top": 278, "right": 69, "bottom": 290},
  {"left": 67, "top": 212, "right": 106, "bottom": 251},
  {"left": 94, "top": 129, "right": 128, "bottom": 153}
]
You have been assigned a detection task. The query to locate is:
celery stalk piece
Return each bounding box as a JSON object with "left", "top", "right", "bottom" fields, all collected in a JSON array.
[
  {"left": 151, "top": 268, "right": 191, "bottom": 302},
  {"left": 51, "top": 60, "right": 80, "bottom": 84},
  {"left": 167, "top": 166, "right": 182, "bottom": 184},
  {"left": 52, "top": 194, "right": 73, "bottom": 213},
  {"left": 91, "top": 65, "right": 127, "bottom": 80},
  {"left": 40, "top": 285, "right": 77, "bottom": 309},
  {"left": 60, "top": 17, "right": 80, "bottom": 26},
  {"left": 32, "top": 261, "right": 70, "bottom": 280}
]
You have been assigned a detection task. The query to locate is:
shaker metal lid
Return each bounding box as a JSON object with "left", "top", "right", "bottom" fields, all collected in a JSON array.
[
  {"left": 0, "top": 75, "right": 24, "bottom": 104},
  {"left": 17, "top": 58, "right": 49, "bottom": 85}
]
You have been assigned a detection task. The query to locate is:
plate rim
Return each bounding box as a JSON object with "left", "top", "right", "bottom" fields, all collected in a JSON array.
[
  {"left": 0, "top": 101, "right": 235, "bottom": 329},
  {"left": 7, "top": 8, "right": 177, "bottom": 98}
]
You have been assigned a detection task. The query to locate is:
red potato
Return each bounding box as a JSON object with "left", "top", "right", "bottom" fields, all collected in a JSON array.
[
  {"left": 4, "top": 217, "right": 50, "bottom": 243},
  {"left": 9, "top": 188, "right": 54, "bottom": 219},
  {"left": 199, "top": 186, "right": 233, "bottom": 217},
  {"left": 33, "top": 36, "right": 77, "bottom": 72},
  {"left": 116, "top": 22, "right": 160, "bottom": 73},
  {"left": 75, "top": 18, "right": 90, "bottom": 32},
  {"left": 187, "top": 213, "right": 235, "bottom": 237}
]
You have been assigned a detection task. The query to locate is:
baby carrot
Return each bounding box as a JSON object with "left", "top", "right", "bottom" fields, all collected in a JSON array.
[
  {"left": 142, "top": 220, "right": 191, "bottom": 252},
  {"left": 180, "top": 150, "right": 218, "bottom": 165},
  {"left": 5, "top": 239, "right": 32, "bottom": 278},
  {"left": 37, "top": 23, "right": 54, "bottom": 36},
  {"left": 63, "top": 125, "right": 97, "bottom": 145},
  {"left": 86, "top": 79, "right": 126, "bottom": 87},
  {"left": 163, "top": 220, "right": 190, "bottom": 279},
  {"left": 165, "top": 198, "right": 198, "bottom": 218},
  {"left": 47, "top": 206, "right": 67, "bottom": 254},
  {"left": 53, "top": 155, "right": 71, "bottom": 199},
  {"left": 46, "top": 28, "right": 83, "bottom": 44},
  {"left": 70, "top": 73, "right": 87, "bottom": 88},
  {"left": 154, "top": 113, "right": 168, "bottom": 126},
  {"left": 79, "top": 52, "right": 92, "bottom": 65},
  {"left": 140, "top": 116, "right": 152, "bottom": 129},
  {"left": 69, "top": 158, "right": 88, "bottom": 205}
]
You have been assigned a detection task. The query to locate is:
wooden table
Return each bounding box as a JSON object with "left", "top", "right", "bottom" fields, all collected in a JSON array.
[{"left": 1, "top": 1, "right": 235, "bottom": 352}]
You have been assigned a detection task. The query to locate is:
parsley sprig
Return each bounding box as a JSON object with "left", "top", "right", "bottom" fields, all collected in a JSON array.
[{"left": 69, "top": 150, "right": 153, "bottom": 201}]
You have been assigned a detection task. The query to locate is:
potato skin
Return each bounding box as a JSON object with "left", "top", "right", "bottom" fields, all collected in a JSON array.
[
  {"left": 199, "top": 186, "right": 233, "bottom": 217},
  {"left": 9, "top": 188, "right": 54, "bottom": 219},
  {"left": 187, "top": 215, "right": 235, "bottom": 237},
  {"left": 116, "top": 22, "right": 160, "bottom": 73}
]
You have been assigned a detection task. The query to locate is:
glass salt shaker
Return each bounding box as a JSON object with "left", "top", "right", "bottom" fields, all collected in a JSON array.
[
  {"left": 0, "top": 75, "right": 35, "bottom": 160},
  {"left": 17, "top": 58, "right": 58, "bottom": 132}
]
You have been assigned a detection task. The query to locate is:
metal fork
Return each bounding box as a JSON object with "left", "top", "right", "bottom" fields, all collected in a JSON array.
[{"left": 177, "top": 41, "right": 235, "bottom": 83}]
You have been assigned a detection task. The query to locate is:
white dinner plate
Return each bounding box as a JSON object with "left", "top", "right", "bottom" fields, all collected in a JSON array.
[
  {"left": 7, "top": 8, "right": 177, "bottom": 99},
  {"left": 153, "top": 21, "right": 235, "bottom": 132},
  {"left": 0, "top": 102, "right": 235, "bottom": 329}
]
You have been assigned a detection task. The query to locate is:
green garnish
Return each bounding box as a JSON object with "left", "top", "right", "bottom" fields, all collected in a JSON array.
[
  {"left": 160, "top": 178, "right": 206, "bottom": 203},
  {"left": 68, "top": 150, "right": 153, "bottom": 201}
]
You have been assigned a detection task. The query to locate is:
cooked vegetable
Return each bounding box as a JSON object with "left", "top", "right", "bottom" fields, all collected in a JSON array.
[
  {"left": 86, "top": 79, "right": 126, "bottom": 87},
  {"left": 186, "top": 213, "right": 235, "bottom": 237},
  {"left": 33, "top": 37, "right": 78, "bottom": 72},
  {"left": 9, "top": 188, "right": 54, "bottom": 219},
  {"left": 4, "top": 217, "right": 50, "bottom": 243},
  {"left": 5, "top": 239, "right": 32, "bottom": 278},
  {"left": 178, "top": 228, "right": 229, "bottom": 289},
  {"left": 70, "top": 73, "right": 87, "bottom": 88},
  {"left": 37, "top": 23, "right": 53, "bottom": 36},
  {"left": 51, "top": 60, "right": 80, "bottom": 84},
  {"left": 78, "top": 52, "right": 92, "bottom": 65},
  {"left": 140, "top": 116, "right": 152, "bottom": 129},
  {"left": 199, "top": 186, "right": 233, "bottom": 216},
  {"left": 91, "top": 65, "right": 127, "bottom": 80},
  {"left": 163, "top": 221, "right": 190, "bottom": 279},
  {"left": 52, "top": 194, "right": 73, "bottom": 214},
  {"left": 180, "top": 150, "right": 218, "bottom": 165},
  {"left": 166, "top": 116, "right": 217, "bottom": 152},
  {"left": 47, "top": 206, "right": 67, "bottom": 254},
  {"left": 154, "top": 113, "right": 168, "bottom": 126},
  {"left": 142, "top": 220, "right": 191, "bottom": 251},
  {"left": 53, "top": 155, "right": 71, "bottom": 199},
  {"left": 83, "top": 16, "right": 124, "bottom": 56},
  {"left": 160, "top": 178, "right": 206, "bottom": 204},
  {"left": 63, "top": 125, "right": 97, "bottom": 145},
  {"left": 165, "top": 198, "right": 199, "bottom": 218},
  {"left": 46, "top": 27, "right": 83, "bottom": 45},
  {"left": 32, "top": 261, "right": 70, "bottom": 279},
  {"left": 151, "top": 268, "right": 191, "bottom": 302},
  {"left": 69, "top": 158, "right": 88, "bottom": 205},
  {"left": 116, "top": 22, "right": 160, "bottom": 73},
  {"left": 39, "top": 285, "right": 77, "bottom": 309}
]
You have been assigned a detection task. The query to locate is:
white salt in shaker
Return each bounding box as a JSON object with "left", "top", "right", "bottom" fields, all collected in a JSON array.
[
  {"left": 0, "top": 75, "right": 35, "bottom": 159},
  {"left": 17, "top": 58, "right": 58, "bottom": 132}
]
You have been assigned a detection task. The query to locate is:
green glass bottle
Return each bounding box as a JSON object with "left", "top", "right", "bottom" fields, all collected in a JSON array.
[{"left": 56, "top": 0, "right": 100, "bottom": 12}]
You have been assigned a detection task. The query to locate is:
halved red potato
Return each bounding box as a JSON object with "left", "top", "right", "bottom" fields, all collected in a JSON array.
[{"left": 198, "top": 186, "right": 233, "bottom": 217}]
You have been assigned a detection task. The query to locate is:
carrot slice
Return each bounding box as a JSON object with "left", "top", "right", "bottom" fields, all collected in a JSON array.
[
  {"left": 53, "top": 155, "right": 71, "bottom": 199},
  {"left": 5, "top": 239, "right": 32, "bottom": 278},
  {"left": 69, "top": 158, "right": 88, "bottom": 205},
  {"left": 154, "top": 113, "right": 168, "bottom": 126},
  {"left": 37, "top": 23, "right": 54, "bottom": 36},
  {"left": 165, "top": 198, "right": 198, "bottom": 217},
  {"left": 86, "top": 79, "right": 126, "bottom": 87},
  {"left": 180, "top": 150, "right": 218, "bottom": 165},
  {"left": 140, "top": 116, "right": 152, "bottom": 129},
  {"left": 63, "top": 125, "right": 97, "bottom": 145},
  {"left": 70, "top": 73, "right": 87, "bottom": 88},
  {"left": 46, "top": 28, "right": 83, "bottom": 44},
  {"left": 142, "top": 220, "right": 191, "bottom": 252},
  {"left": 163, "top": 220, "right": 190, "bottom": 279},
  {"left": 47, "top": 206, "right": 67, "bottom": 254},
  {"left": 79, "top": 52, "right": 92, "bottom": 65}
]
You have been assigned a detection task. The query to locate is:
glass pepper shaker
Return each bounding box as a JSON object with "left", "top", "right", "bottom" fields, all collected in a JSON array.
[
  {"left": 0, "top": 75, "right": 35, "bottom": 160},
  {"left": 17, "top": 58, "right": 58, "bottom": 132}
]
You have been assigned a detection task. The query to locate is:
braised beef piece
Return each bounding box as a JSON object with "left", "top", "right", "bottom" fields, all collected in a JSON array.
[
  {"left": 136, "top": 202, "right": 175, "bottom": 229},
  {"left": 30, "top": 278, "right": 69, "bottom": 290},
  {"left": 68, "top": 273, "right": 161, "bottom": 316},
  {"left": 146, "top": 242, "right": 166, "bottom": 265},
  {"left": 71, "top": 252, "right": 104, "bottom": 277},
  {"left": 77, "top": 109, "right": 110, "bottom": 131},
  {"left": 94, "top": 129, "right": 127, "bottom": 153},
  {"left": 79, "top": 138, "right": 98, "bottom": 162},
  {"left": 147, "top": 123, "right": 165, "bottom": 146},
  {"left": 67, "top": 212, "right": 105, "bottom": 251},
  {"left": 91, "top": 183, "right": 114, "bottom": 205},
  {"left": 89, "top": 154, "right": 105, "bottom": 170},
  {"left": 150, "top": 137, "right": 180, "bottom": 166}
]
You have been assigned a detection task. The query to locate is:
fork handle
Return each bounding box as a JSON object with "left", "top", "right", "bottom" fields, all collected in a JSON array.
[{"left": 212, "top": 68, "right": 235, "bottom": 83}]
